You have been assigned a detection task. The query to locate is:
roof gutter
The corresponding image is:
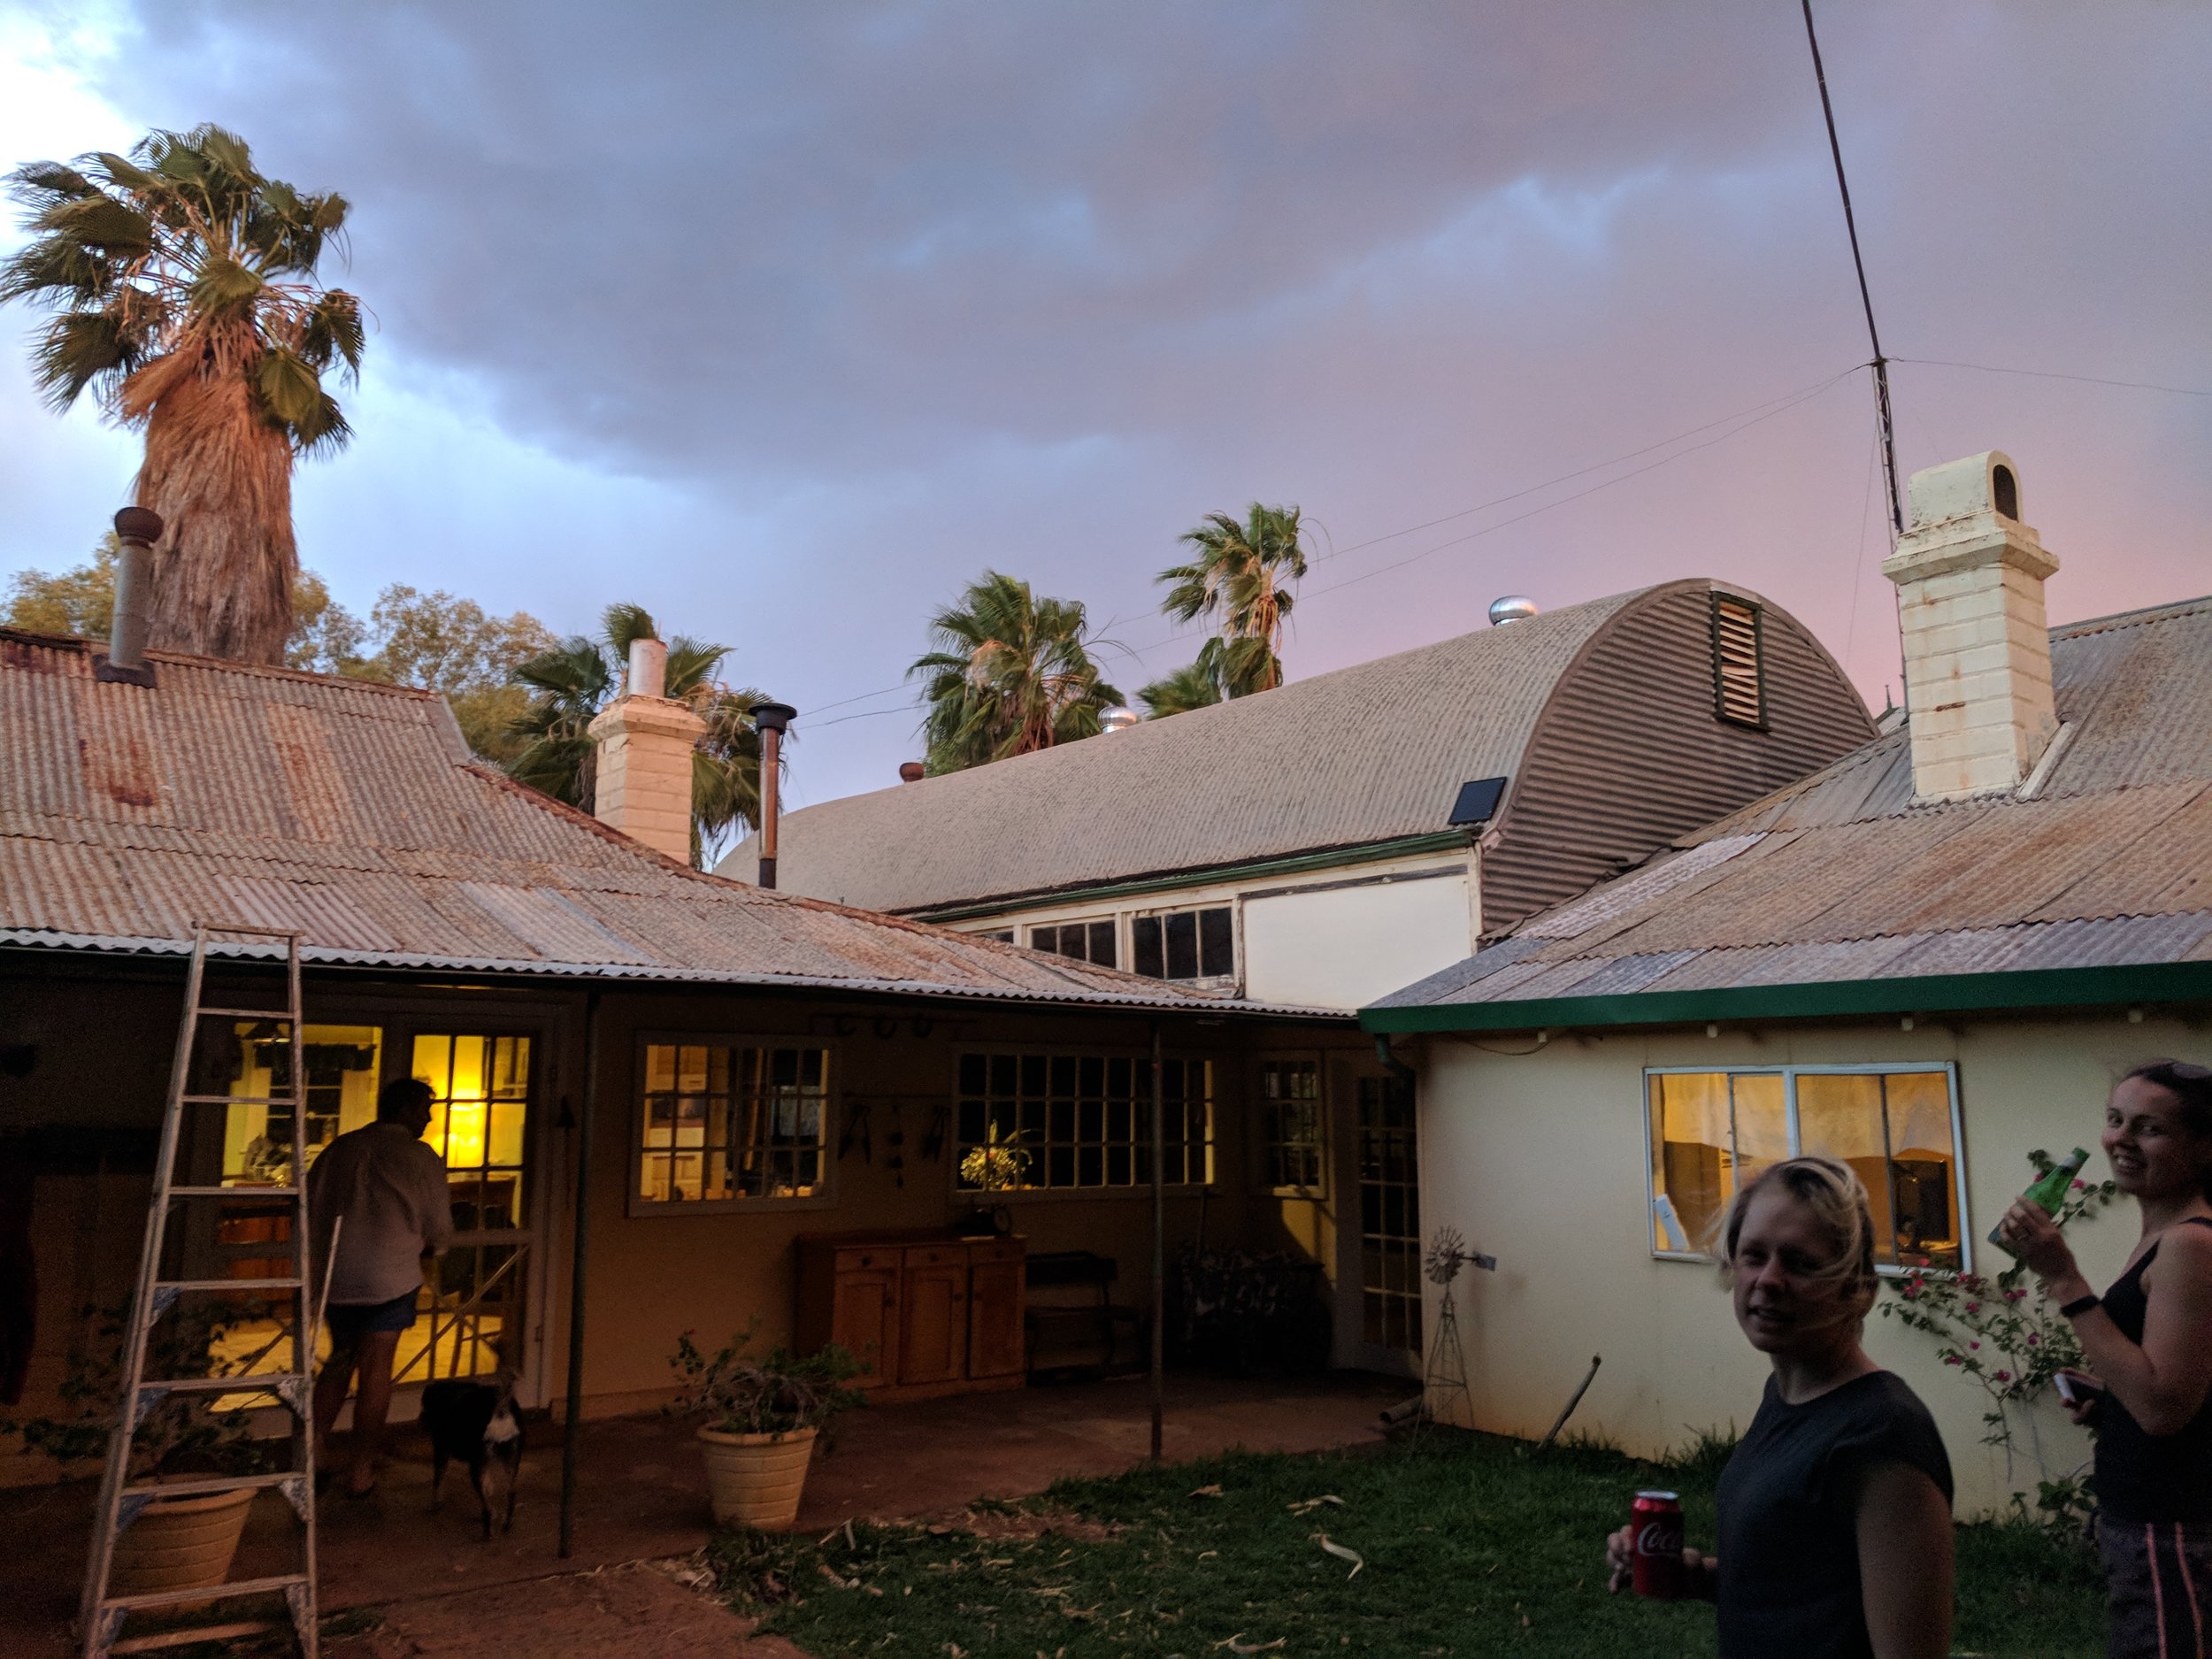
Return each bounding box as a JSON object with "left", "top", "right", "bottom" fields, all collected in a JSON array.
[{"left": 1360, "top": 959, "right": 2212, "bottom": 1035}]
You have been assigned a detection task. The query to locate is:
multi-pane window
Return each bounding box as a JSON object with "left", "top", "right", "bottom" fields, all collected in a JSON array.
[
  {"left": 1258, "top": 1059, "right": 1325, "bottom": 1191},
  {"left": 416, "top": 1033, "right": 533, "bottom": 1229},
  {"left": 1132, "top": 906, "right": 1234, "bottom": 982},
  {"left": 956, "top": 1052, "right": 1213, "bottom": 1192},
  {"left": 1647, "top": 1066, "right": 1962, "bottom": 1271},
  {"left": 638, "top": 1043, "right": 829, "bottom": 1205},
  {"left": 1030, "top": 919, "right": 1117, "bottom": 968},
  {"left": 1710, "top": 595, "right": 1767, "bottom": 728}
]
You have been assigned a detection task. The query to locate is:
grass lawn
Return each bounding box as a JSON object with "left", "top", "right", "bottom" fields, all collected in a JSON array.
[{"left": 707, "top": 1432, "right": 2105, "bottom": 1659}]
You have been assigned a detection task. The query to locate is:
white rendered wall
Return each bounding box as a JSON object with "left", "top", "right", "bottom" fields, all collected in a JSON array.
[
  {"left": 1242, "top": 873, "right": 1473, "bottom": 1010},
  {"left": 1410, "top": 1013, "right": 2208, "bottom": 1518}
]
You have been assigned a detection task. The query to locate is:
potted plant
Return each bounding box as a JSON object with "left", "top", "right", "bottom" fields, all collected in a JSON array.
[
  {"left": 667, "top": 1322, "right": 864, "bottom": 1531},
  {"left": 955, "top": 1121, "right": 1031, "bottom": 1236},
  {"left": 4, "top": 1303, "right": 273, "bottom": 1594}
]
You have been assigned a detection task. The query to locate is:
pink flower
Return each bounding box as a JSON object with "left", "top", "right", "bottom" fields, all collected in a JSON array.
[
  {"left": 1965, "top": 1302, "right": 1980, "bottom": 1313},
  {"left": 2026, "top": 1334, "right": 2039, "bottom": 1346},
  {"left": 1993, "top": 1370, "right": 2012, "bottom": 1383},
  {"left": 1944, "top": 1356, "right": 1963, "bottom": 1366},
  {"left": 2005, "top": 1288, "right": 2027, "bottom": 1302},
  {"left": 1970, "top": 1340, "right": 1981, "bottom": 1350},
  {"left": 2072, "top": 1179, "right": 2085, "bottom": 1190}
]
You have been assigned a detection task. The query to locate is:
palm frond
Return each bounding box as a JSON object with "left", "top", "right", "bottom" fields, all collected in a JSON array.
[{"left": 601, "top": 603, "right": 658, "bottom": 659}]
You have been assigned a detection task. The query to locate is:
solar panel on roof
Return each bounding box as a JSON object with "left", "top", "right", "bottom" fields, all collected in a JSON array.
[{"left": 1448, "top": 776, "right": 1508, "bottom": 826}]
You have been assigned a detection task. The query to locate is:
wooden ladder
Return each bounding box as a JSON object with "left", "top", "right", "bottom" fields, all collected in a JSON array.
[{"left": 79, "top": 926, "right": 321, "bottom": 1659}]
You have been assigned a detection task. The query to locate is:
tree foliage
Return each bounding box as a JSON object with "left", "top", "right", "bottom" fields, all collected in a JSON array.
[
  {"left": 1, "top": 125, "right": 364, "bottom": 663},
  {"left": 910, "top": 571, "right": 1122, "bottom": 773},
  {"left": 505, "top": 603, "right": 769, "bottom": 868},
  {"left": 1157, "top": 502, "right": 1309, "bottom": 698},
  {"left": 1137, "top": 659, "right": 1224, "bottom": 719}
]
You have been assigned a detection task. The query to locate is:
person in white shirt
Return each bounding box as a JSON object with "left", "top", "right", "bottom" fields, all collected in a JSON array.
[{"left": 308, "top": 1077, "right": 452, "bottom": 1498}]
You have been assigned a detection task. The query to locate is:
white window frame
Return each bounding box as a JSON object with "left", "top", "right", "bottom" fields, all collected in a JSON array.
[
  {"left": 950, "top": 1041, "right": 1218, "bottom": 1202},
  {"left": 1641, "top": 1062, "right": 1970, "bottom": 1275},
  {"left": 626, "top": 1033, "right": 841, "bottom": 1217},
  {"left": 1252, "top": 1050, "right": 1329, "bottom": 1199},
  {"left": 1130, "top": 900, "right": 1240, "bottom": 989}
]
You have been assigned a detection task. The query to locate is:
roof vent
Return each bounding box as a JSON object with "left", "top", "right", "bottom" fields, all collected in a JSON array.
[
  {"left": 1487, "top": 595, "right": 1538, "bottom": 626},
  {"left": 1448, "top": 776, "right": 1508, "bottom": 826},
  {"left": 898, "top": 761, "right": 926, "bottom": 783},
  {"left": 94, "top": 507, "right": 164, "bottom": 687},
  {"left": 1100, "top": 706, "right": 1141, "bottom": 733}
]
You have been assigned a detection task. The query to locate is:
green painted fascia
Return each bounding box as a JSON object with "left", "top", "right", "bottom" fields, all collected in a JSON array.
[
  {"left": 1359, "top": 959, "right": 2212, "bottom": 1034},
  {"left": 909, "top": 832, "right": 1471, "bottom": 925}
]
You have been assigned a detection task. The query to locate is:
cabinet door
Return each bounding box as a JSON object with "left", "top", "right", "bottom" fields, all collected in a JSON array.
[
  {"left": 898, "top": 1263, "right": 969, "bottom": 1385},
  {"left": 830, "top": 1265, "right": 899, "bottom": 1390},
  {"left": 966, "top": 1258, "right": 1026, "bottom": 1379}
]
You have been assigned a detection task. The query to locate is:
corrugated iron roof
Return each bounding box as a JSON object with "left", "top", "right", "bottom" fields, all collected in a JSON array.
[
  {"left": 0, "top": 630, "right": 1340, "bottom": 1019},
  {"left": 1371, "top": 595, "right": 2212, "bottom": 1021}
]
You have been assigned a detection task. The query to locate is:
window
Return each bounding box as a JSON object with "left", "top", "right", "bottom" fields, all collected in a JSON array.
[
  {"left": 1647, "top": 1065, "right": 1963, "bottom": 1271},
  {"left": 217, "top": 1025, "right": 383, "bottom": 1186},
  {"left": 1710, "top": 595, "right": 1767, "bottom": 729},
  {"left": 638, "top": 1042, "right": 829, "bottom": 1205},
  {"left": 1258, "top": 1059, "right": 1325, "bottom": 1192},
  {"left": 956, "top": 1051, "right": 1213, "bottom": 1192},
  {"left": 416, "top": 1034, "right": 534, "bottom": 1228},
  {"left": 1133, "top": 906, "right": 1234, "bottom": 981},
  {"left": 1030, "top": 919, "right": 1117, "bottom": 968}
]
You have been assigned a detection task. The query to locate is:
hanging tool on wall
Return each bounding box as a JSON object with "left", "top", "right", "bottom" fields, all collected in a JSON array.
[
  {"left": 918, "top": 1103, "right": 949, "bottom": 1164},
  {"left": 886, "top": 1102, "right": 906, "bottom": 1187},
  {"left": 838, "top": 1100, "right": 873, "bottom": 1164}
]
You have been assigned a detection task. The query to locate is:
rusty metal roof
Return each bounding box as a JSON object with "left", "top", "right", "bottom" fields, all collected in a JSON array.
[
  {"left": 1368, "top": 595, "right": 2212, "bottom": 1028},
  {"left": 0, "top": 630, "right": 1340, "bottom": 1018}
]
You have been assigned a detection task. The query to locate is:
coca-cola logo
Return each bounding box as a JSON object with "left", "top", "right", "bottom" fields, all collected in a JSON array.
[{"left": 1635, "top": 1520, "right": 1683, "bottom": 1555}]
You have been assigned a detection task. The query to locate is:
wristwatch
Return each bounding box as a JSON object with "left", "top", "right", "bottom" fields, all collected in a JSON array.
[{"left": 2060, "top": 1293, "right": 2101, "bottom": 1319}]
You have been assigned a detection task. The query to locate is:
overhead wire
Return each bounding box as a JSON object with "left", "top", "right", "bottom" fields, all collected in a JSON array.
[{"left": 1891, "top": 357, "right": 2211, "bottom": 399}]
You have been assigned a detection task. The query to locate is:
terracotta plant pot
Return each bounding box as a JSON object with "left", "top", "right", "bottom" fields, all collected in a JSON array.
[
  {"left": 696, "top": 1425, "right": 818, "bottom": 1531},
  {"left": 110, "top": 1486, "right": 255, "bottom": 1595}
]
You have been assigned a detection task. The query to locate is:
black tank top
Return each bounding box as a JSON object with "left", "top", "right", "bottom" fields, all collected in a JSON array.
[{"left": 2095, "top": 1215, "right": 2212, "bottom": 1524}]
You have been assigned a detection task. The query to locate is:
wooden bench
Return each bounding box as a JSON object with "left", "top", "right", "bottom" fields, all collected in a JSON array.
[{"left": 1024, "top": 1250, "right": 1147, "bottom": 1382}]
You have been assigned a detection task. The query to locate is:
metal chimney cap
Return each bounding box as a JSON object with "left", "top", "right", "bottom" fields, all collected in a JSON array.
[
  {"left": 113, "top": 507, "right": 164, "bottom": 544},
  {"left": 898, "top": 761, "right": 926, "bottom": 783},
  {"left": 1487, "top": 595, "right": 1539, "bottom": 626},
  {"left": 749, "top": 701, "right": 797, "bottom": 734},
  {"left": 1099, "top": 706, "right": 1141, "bottom": 733}
]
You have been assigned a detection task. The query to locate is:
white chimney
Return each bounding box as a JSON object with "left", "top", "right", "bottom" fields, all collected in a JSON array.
[
  {"left": 586, "top": 634, "right": 704, "bottom": 864},
  {"left": 1881, "top": 450, "right": 2059, "bottom": 801}
]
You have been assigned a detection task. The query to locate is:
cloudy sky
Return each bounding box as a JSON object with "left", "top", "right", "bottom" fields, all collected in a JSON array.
[{"left": 2, "top": 2, "right": 2205, "bottom": 806}]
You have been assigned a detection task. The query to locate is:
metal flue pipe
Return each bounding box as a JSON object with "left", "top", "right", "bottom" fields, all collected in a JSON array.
[
  {"left": 97, "top": 507, "right": 164, "bottom": 687},
  {"left": 749, "top": 702, "right": 796, "bottom": 888}
]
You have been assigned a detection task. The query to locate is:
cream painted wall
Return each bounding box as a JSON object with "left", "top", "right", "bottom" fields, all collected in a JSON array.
[
  {"left": 1411, "top": 1012, "right": 2211, "bottom": 1517},
  {"left": 1243, "top": 874, "right": 1474, "bottom": 1010}
]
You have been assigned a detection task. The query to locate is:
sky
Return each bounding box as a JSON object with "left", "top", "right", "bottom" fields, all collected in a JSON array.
[{"left": 1, "top": 2, "right": 2206, "bottom": 809}]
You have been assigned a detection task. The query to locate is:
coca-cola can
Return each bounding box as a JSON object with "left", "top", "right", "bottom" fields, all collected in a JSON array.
[{"left": 1630, "top": 1489, "right": 1685, "bottom": 1600}]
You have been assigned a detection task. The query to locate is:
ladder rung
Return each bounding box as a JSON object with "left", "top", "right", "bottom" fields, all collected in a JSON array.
[
  {"left": 195, "top": 1007, "right": 296, "bottom": 1021},
  {"left": 179, "top": 1094, "right": 299, "bottom": 1106},
  {"left": 101, "top": 1572, "right": 308, "bottom": 1614},
  {"left": 111, "top": 1618, "right": 288, "bottom": 1654},
  {"left": 156, "top": 1278, "right": 300, "bottom": 1294},
  {"left": 121, "top": 1471, "right": 298, "bottom": 1501},
  {"left": 167, "top": 1186, "right": 299, "bottom": 1200},
  {"left": 137, "top": 1374, "right": 302, "bottom": 1394}
]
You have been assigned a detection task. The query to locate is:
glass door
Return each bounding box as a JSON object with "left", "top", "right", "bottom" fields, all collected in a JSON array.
[
  {"left": 1339, "top": 1071, "right": 1422, "bottom": 1376},
  {"left": 391, "top": 1032, "right": 538, "bottom": 1396}
]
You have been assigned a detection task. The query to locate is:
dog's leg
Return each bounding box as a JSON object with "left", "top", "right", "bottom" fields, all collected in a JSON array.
[
  {"left": 430, "top": 1449, "right": 448, "bottom": 1510},
  {"left": 470, "top": 1461, "right": 491, "bottom": 1540}
]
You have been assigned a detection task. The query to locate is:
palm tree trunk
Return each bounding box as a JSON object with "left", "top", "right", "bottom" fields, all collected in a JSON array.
[{"left": 133, "top": 356, "right": 297, "bottom": 664}]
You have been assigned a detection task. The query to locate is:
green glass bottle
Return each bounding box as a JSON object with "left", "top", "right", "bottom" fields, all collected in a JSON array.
[{"left": 1986, "top": 1148, "right": 2091, "bottom": 1253}]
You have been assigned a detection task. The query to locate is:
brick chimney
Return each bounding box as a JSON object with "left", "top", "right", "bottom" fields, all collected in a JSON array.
[
  {"left": 1881, "top": 450, "right": 2059, "bottom": 801},
  {"left": 587, "top": 636, "right": 703, "bottom": 863}
]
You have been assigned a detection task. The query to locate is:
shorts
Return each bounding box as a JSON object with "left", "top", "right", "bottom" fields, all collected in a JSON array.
[
  {"left": 324, "top": 1291, "right": 420, "bottom": 1349},
  {"left": 2099, "top": 1514, "right": 2212, "bottom": 1659}
]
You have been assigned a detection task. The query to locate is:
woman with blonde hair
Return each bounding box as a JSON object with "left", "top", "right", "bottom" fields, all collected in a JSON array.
[
  {"left": 1606, "top": 1155, "right": 1955, "bottom": 1659},
  {"left": 2000, "top": 1060, "right": 2212, "bottom": 1659}
]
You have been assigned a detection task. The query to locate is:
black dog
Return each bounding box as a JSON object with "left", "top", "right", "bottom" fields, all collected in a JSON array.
[{"left": 420, "top": 1378, "right": 522, "bottom": 1539}]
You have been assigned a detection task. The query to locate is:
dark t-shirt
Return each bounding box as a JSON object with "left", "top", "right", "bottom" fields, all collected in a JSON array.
[
  {"left": 2094, "top": 1217, "right": 2212, "bottom": 1523},
  {"left": 1714, "top": 1369, "right": 1954, "bottom": 1659}
]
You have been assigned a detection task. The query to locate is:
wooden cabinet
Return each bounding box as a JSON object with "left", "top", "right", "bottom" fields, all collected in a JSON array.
[{"left": 796, "top": 1232, "right": 1026, "bottom": 1401}]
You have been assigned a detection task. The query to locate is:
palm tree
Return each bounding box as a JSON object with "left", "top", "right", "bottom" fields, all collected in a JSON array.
[
  {"left": 1, "top": 126, "right": 363, "bottom": 664},
  {"left": 910, "top": 572, "right": 1123, "bottom": 773},
  {"left": 1137, "top": 659, "right": 1223, "bottom": 719},
  {"left": 1156, "top": 503, "right": 1310, "bottom": 697},
  {"left": 505, "top": 603, "right": 770, "bottom": 867}
]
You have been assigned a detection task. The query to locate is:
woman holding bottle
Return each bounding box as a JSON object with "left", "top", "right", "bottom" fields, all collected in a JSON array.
[{"left": 2000, "top": 1060, "right": 2212, "bottom": 1659}]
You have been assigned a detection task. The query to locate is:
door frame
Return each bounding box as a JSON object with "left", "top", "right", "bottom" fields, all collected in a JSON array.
[{"left": 1327, "top": 1055, "right": 1422, "bottom": 1379}]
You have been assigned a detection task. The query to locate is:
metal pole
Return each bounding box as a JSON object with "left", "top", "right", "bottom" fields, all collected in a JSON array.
[
  {"left": 557, "top": 989, "right": 601, "bottom": 1559},
  {"left": 1148, "top": 1020, "right": 1164, "bottom": 1463},
  {"left": 748, "top": 703, "right": 796, "bottom": 889}
]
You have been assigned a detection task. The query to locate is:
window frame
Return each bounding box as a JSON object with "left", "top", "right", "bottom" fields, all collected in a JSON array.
[
  {"left": 1026, "top": 917, "right": 1120, "bottom": 970},
  {"left": 950, "top": 1041, "right": 1219, "bottom": 1203},
  {"left": 1709, "top": 592, "right": 1770, "bottom": 731},
  {"left": 1641, "top": 1062, "right": 1969, "bottom": 1275},
  {"left": 1130, "top": 901, "right": 1239, "bottom": 987},
  {"left": 626, "top": 1032, "right": 841, "bottom": 1217},
  {"left": 1252, "top": 1051, "right": 1329, "bottom": 1199}
]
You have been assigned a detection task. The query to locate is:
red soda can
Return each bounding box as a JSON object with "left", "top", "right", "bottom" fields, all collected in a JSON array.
[{"left": 1630, "top": 1489, "right": 1685, "bottom": 1599}]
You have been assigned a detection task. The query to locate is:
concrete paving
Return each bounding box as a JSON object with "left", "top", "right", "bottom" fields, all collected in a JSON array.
[{"left": 0, "top": 1372, "right": 1402, "bottom": 1659}]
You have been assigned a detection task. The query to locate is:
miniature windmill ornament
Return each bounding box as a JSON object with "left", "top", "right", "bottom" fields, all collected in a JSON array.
[{"left": 1418, "top": 1226, "right": 1496, "bottom": 1433}]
